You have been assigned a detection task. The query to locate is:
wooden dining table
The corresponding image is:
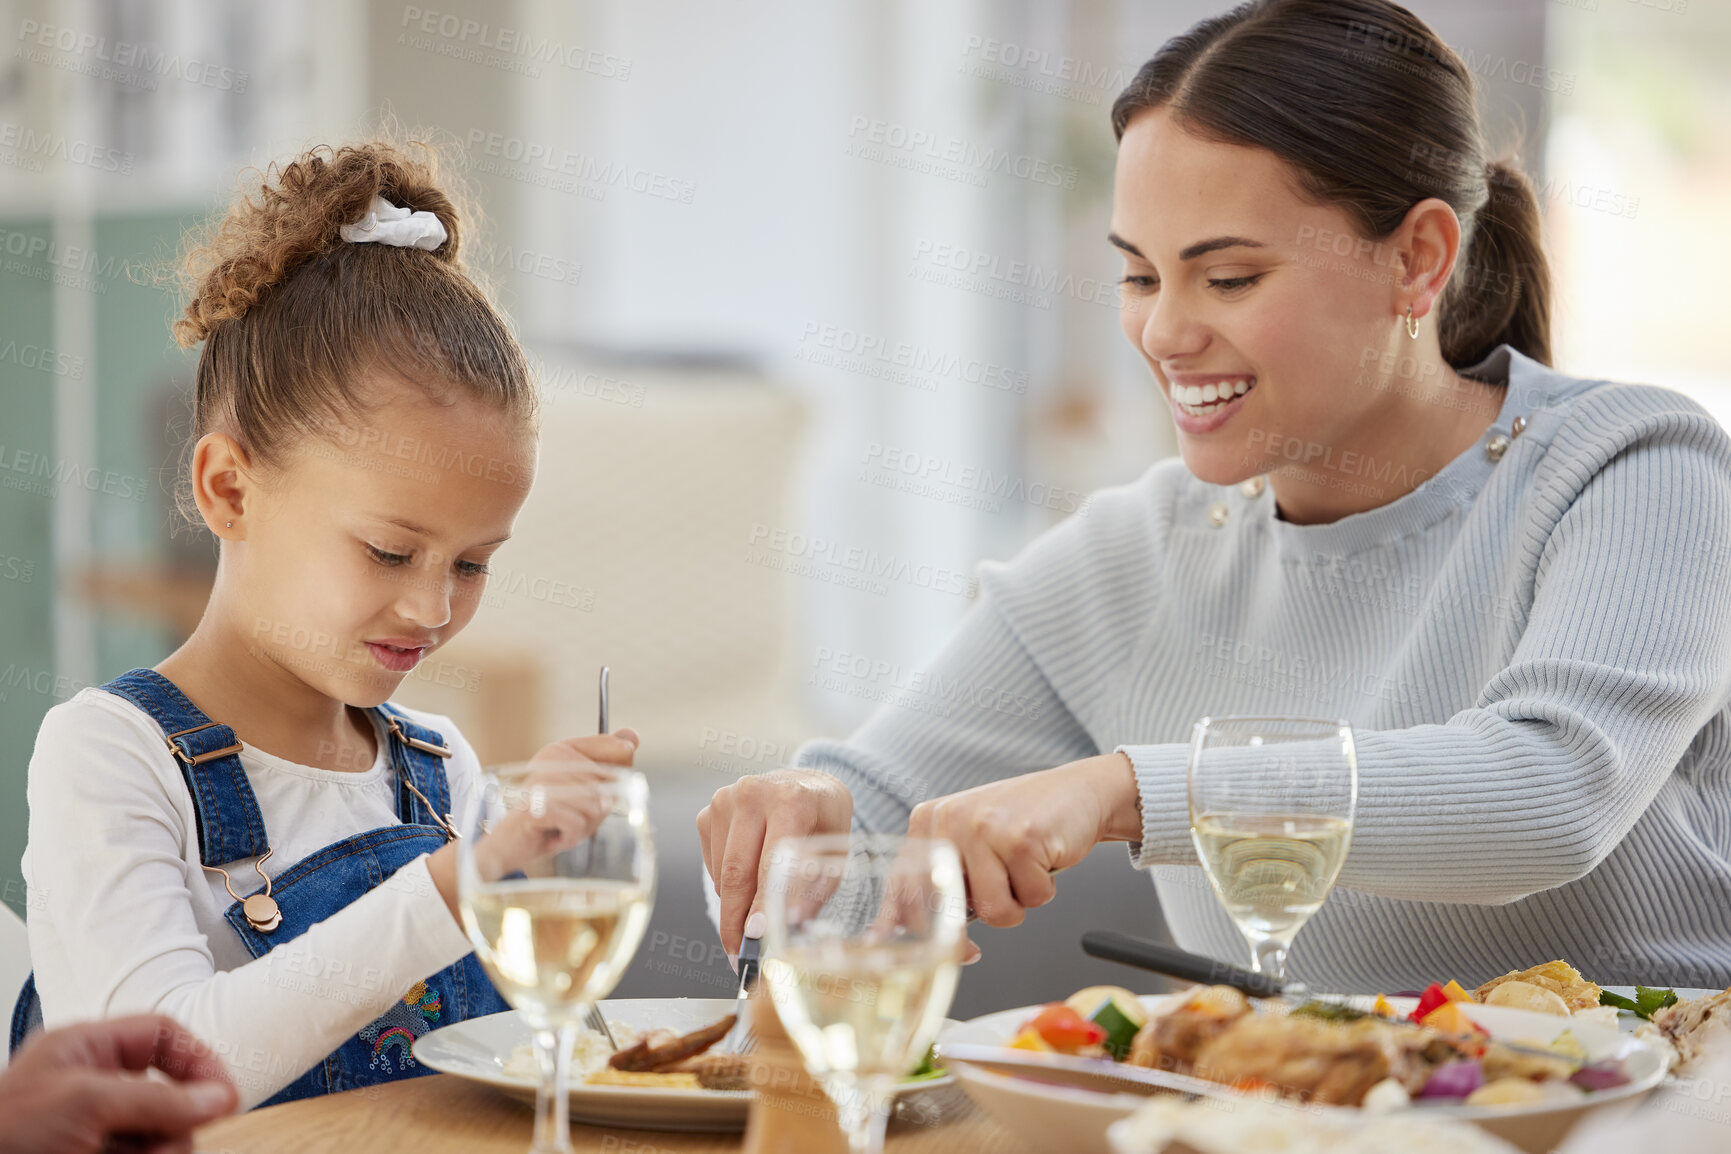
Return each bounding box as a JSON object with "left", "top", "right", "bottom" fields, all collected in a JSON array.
[{"left": 193, "top": 1073, "right": 1041, "bottom": 1153}]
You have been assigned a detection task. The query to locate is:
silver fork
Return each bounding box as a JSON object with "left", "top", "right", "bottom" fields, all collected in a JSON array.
[
  {"left": 588, "top": 1003, "right": 623, "bottom": 1051},
  {"left": 597, "top": 664, "right": 611, "bottom": 736},
  {"left": 587, "top": 666, "right": 620, "bottom": 1051},
  {"left": 716, "top": 934, "right": 761, "bottom": 1055},
  {"left": 585, "top": 1001, "right": 619, "bottom": 1049}
]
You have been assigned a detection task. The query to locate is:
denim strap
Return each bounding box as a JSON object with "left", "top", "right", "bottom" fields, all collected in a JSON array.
[
  {"left": 373, "top": 703, "right": 456, "bottom": 832},
  {"left": 102, "top": 668, "right": 269, "bottom": 867}
]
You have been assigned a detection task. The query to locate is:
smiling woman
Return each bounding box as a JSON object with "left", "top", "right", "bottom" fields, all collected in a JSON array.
[
  {"left": 698, "top": 0, "right": 1731, "bottom": 997},
  {"left": 1104, "top": 0, "right": 1548, "bottom": 525}
]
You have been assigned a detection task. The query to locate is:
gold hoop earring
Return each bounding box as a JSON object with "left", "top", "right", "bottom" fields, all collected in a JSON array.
[{"left": 1404, "top": 305, "right": 1420, "bottom": 340}]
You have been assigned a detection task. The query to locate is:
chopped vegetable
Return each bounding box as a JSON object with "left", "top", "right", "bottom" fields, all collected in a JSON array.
[
  {"left": 1008, "top": 1026, "right": 1054, "bottom": 1052},
  {"left": 1089, "top": 1000, "right": 1141, "bottom": 1061},
  {"left": 1408, "top": 979, "right": 1474, "bottom": 1024},
  {"left": 1419, "top": 1059, "right": 1485, "bottom": 1099},
  {"left": 1599, "top": 986, "right": 1678, "bottom": 1020},
  {"left": 1542, "top": 1030, "right": 1588, "bottom": 1063},
  {"left": 1569, "top": 1062, "right": 1631, "bottom": 1093},
  {"left": 1028, "top": 1003, "right": 1107, "bottom": 1051},
  {"left": 904, "top": 1043, "right": 945, "bottom": 1082},
  {"left": 1291, "top": 1000, "right": 1370, "bottom": 1023},
  {"left": 1372, "top": 994, "right": 1397, "bottom": 1018},
  {"left": 1410, "top": 982, "right": 1451, "bottom": 1023},
  {"left": 1420, "top": 1001, "right": 1487, "bottom": 1038},
  {"left": 1064, "top": 985, "right": 1148, "bottom": 1028}
]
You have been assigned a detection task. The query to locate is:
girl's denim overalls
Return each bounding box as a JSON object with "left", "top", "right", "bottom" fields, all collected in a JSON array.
[{"left": 8, "top": 668, "right": 509, "bottom": 1105}]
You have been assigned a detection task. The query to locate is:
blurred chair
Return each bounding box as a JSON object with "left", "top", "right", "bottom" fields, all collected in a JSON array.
[
  {"left": 0, "top": 903, "right": 29, "bottom": 1070},
  {"left": 396, "top": 351, "right": 814, "bottom": 768}
]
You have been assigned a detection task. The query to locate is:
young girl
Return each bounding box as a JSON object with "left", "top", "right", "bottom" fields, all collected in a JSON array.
[{"left": 8, "top": 139, "right": 634, "bottom": 1109}]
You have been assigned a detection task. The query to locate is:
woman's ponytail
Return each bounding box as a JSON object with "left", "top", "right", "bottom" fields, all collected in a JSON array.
[{"left": 1438, "top": 160, "right": 1553, "bottom": 369}]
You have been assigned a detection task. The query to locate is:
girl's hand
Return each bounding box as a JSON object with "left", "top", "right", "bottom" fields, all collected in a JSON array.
[
  {"left": 528, "top": 727, "right": 640, "bottom": 768},
  {"left": 428, "top": 736, "right": 640, "bottom": 920},
  {"left": 906, "top": 754, "right": 1139, "bottom": 941},
  {"left": 696, "top": 769, "right": 854, "bottom": 960},
  {"left": 469, "top": 759, "right": 617, "bottom": 882}
]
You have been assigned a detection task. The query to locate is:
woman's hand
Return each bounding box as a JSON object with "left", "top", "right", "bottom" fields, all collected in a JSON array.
[
  {"left": 697, "top": 769, "right": 853, "bottom": 959},
  {"left": 0, "top": 1014, "right": 236, "bottom": 1154},
  {"left": 907, "top": 753, "right": 1140, "bottom": 935}
]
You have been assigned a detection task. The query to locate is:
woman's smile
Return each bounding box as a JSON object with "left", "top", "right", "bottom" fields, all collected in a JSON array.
[{"left": 1166, "top": 373, "right": 1258, "bottom": 433}]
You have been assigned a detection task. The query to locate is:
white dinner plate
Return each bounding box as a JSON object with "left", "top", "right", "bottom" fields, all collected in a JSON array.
[
  {"left": 938, "top": 992, "right": 1675, "bottom": 1154},
  {"left": 412, "top": 998, "right": 957, "bottom": 1132}
]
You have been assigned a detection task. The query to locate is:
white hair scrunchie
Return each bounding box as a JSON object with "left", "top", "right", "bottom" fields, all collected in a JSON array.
[{"left": 338, "top": 195, "right": 448, "bottom": 251}]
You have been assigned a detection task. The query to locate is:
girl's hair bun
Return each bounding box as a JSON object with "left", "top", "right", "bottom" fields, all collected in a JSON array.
[
  {"left": 174, "top": 140, "right": 463, "bottom": 348},
  {"left": 171, "top": 134, "right": 535, "bottom": 529}
]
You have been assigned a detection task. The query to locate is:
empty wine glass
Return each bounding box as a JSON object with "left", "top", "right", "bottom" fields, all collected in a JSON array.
[
  {"left": 760, "top": 834, "right": 966, "bottom": 1154},
  {"left": 1188, "top": 716, "right": 1356, "bottom": 982},
  {"left": 457, "top": 762, "right": 655, "bottom": 1154}
]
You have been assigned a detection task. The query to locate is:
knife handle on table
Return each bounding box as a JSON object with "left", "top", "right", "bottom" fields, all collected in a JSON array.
[{"left": 1081, "top": 930, "right": 1289, "bottom": 998}]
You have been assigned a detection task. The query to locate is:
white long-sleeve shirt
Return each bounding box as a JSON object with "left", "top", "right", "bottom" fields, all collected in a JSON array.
[
  {"left": 20, "top": 688, "right": 481, "bottom": 1108},
  {"left": 794, "top": 345, "right": 1731, "bottom": 991}
]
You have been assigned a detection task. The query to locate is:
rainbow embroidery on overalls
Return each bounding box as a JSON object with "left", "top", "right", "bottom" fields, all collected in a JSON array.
[{"left": 360, "top": 980, "right": 444, "bottom": 1071}]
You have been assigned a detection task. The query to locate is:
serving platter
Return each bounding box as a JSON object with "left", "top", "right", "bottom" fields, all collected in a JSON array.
[{"left": 937, "top": 992, "right": 1674, "bottom": 1154}]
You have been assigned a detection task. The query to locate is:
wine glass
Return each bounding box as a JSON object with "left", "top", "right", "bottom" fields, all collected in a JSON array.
[
  {"left": 760, "top": 835, "right": 967, "bottom": 1154},
  {"left": 457, "top": 762, "right": 656, "bottom": 1154},
  {"left": 1187, "top": 716, "right": 1356, "bottom": 982}
]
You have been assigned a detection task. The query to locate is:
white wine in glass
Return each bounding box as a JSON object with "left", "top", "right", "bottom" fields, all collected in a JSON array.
[
  {"left": 762, "top": 835, "right": 966, "bottom": 1154},
  {"left": 458, "top": 764, "right": 655, "bottom": 1154},
  {"left": 465, "top": 876, "right": 650, "bottom": 1019},
  {"left": 1188, "top": 717, "right": 1356, "bottom": 982}
]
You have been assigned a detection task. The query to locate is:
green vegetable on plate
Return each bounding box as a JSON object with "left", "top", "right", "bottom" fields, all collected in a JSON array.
[{"left": 1598, "top": 985, "right": 1677, "bottom": 1020}]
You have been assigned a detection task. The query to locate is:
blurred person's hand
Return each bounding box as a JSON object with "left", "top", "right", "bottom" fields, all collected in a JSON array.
[
  {"left": 0, "top": 1015, "right": 236, "bottom": 1154},
  {"left": 697, "top": 769, "right": 853, "bottom": 959}
]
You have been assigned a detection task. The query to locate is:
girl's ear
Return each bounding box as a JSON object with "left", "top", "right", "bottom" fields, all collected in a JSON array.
[{"left": 192, "top": 432, "right": 255, "bottom": 540}]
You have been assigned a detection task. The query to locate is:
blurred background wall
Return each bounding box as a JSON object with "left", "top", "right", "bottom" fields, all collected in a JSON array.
[{"left": 0, "top": 0, "right": 1724, "bottom": 1014}]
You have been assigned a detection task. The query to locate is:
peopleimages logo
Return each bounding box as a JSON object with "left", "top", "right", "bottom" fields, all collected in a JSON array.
[
  {"left": 745, "top": 524, "right": 977, "bottom": 599},
  {"left": 807, "top": 646, "right": 1045, "bottom": 721},
  {"left": 860, "top": 443, "right": 1089, "bottom": 515},
  {"left": 958, "top": 36, "right": 1130, "bottom": 94},
  {"left": 15, "top": 20, "right": 249, "bottom": 92},
  {"left": 796, "top": 321, "right": 1028, "bottom": 395},
  {"left": 845, "top": 116, "right": 1077, "bottom": 189},
  {"left": 400, "top": 7, "right": 632, "bottom": 79},
  {"left": 464, "top": 129, "right": 696, "bottom": 205},
  {"left": 0, "top": 445, "right": 145, "bottom": 501},
  {"left": 0, "top": 121, "right": 132, "bottom": 175},
  {"left": 908, "top": 239, "right": 1120, "bottom": 311}
]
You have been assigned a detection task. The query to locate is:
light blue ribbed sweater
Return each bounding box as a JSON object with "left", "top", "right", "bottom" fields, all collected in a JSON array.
[{"left": 795, "top": 344, "right": 1731, "bottom": 991}]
